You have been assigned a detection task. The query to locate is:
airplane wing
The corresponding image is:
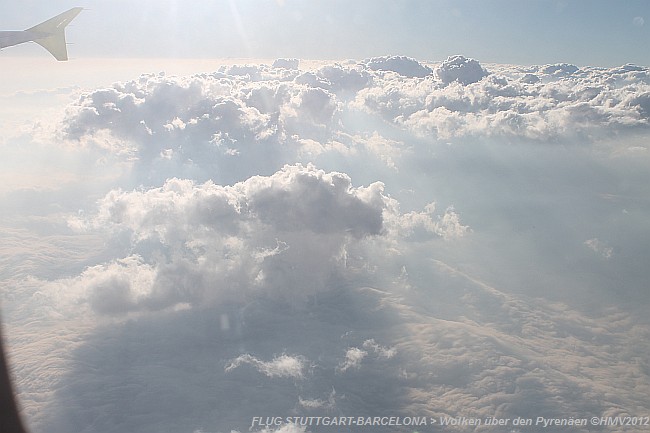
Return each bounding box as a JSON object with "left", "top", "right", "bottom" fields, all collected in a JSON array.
[
  {"left": 26, "top": 7, "right": 84, "bottom": 35},
  {"left": 26, "top": 7, "right": 83, "bottom": 61}
]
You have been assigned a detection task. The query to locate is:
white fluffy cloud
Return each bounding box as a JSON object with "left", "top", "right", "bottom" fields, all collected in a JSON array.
[
  {"left": 435, "top": 55, "right": 489, "bottom": 85},
  {"left": 59, "top": 64, "right": 354, "bottom": 185},
  {"left": 55, "top": 56, "right": 650, "bottom": 190},
  {"left": 354, "top": 56, "right": 650, "bottom": 140},
  {"left": 62, "top": 164, "right": 399, "bottom": 313},
  {"left": 337, "top": 339, "right": 396, "bottom": 373},
  {"left": 53, "top": 163, "right": 466, "bottom": 319},
  {"left": 226, "top": 354, "right": 308, "bottom": 379},
  {"left": 3, "top": 55, "right": 650, "bottom": 433},
  {"left": 361, "top": 55, "right": 433, "bottom": 78}
]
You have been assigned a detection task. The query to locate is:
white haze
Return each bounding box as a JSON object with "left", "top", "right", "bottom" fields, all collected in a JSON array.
[{"left": 1, "top": 55, "right": 650, "bottom": 433}]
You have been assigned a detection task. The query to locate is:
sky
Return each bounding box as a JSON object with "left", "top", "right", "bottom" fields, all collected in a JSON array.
[
  {"left": 2, "top": 2, "right": 650, "bottom": 433},
  {"left": 1, "top": 0, "right": 650, "bottom": 65}
]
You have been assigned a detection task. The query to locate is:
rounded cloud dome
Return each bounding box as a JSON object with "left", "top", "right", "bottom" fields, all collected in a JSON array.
[
  {"left": 435, "top": 55, "right": 489, "bottom": 85},
  {"left": 362, "top": 55, "right": 433, "bottom": 78}
]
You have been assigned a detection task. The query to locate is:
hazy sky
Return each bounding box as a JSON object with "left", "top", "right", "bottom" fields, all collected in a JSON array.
[{"left": 2, "top": 0, "right": 650, "bottom": 66}]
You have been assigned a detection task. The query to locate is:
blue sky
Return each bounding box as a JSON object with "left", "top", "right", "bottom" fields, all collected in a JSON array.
[{"left": 2, "top": 0, "right": 650, "bottom": 66}]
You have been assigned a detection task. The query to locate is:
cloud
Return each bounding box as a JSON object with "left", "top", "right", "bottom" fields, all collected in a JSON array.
[
  {"left": 13, "top": 261, "right": 647, "bottom": 433},
  {"left": 256, "top": 424, "right": 309, "bottom": 433},
  {"left": 361, "top": 55, "right": 433, "bottom": 78},
  {"left": 435, "top": 55, "right": 489, "bottom": 85},
  {"left": 272, "top": 58, "right": 300, "bottom": 69},
  {"left": 62, "top": 164, "right": 401, "bottom": 312},
  {"left": 59, "top": 67, "right": 341, "bottom": 185},
  {"left": 298, "top": 389, "right": 336, "bottom": 410},
  {"left": 337, "top": 339, "right": 396, "bottom": 373},
  {"left": 390, "top": 202, "right": 470, "bottom": 241},
  {"left": 584, "top": 237, "right": 613, "bottom": 259},
  {"left": 50, "top": 56, "right": 650, "bottom": 199},
  {"left": 353, "top": 58, "right": 650, "bottom": 140},
  {"left": 3, "top": 56, "right": 650, "bottom": 433},
  {"left": 225, "top": 354, "right": 308, "bottom": 379},
  {"left": 337, "top": 347, "right": 367, "bottom": 372},
  {"left": 52, "top": 161, "right": 470, "bottom": 321},
  {"left": 361, "top": 339, "right": 396, "bottom": 359}
]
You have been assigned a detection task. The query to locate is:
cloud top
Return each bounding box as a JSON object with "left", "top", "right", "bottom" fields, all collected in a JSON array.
[
  {"left": 226, "top": 354, "right": 307, "bottom": 379},
  {"left": 361, "top": 55, "right": 433, "bottom": 78},
  {"left": 55, "top": 55, "right": 650, "bottom": 191},
  {"left": 65, "top": 163, "right": 399, "bottom": 313},
  {"left": 435, "top": 55, "right": 489, "bottom": 85},
  {"left": 4, "top": 55, "right": 650, "bottom": 433}
]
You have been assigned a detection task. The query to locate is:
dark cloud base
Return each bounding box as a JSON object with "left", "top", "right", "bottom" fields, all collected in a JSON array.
[{"left": 34, "top": 269, "right": 650, "bottom": 433}]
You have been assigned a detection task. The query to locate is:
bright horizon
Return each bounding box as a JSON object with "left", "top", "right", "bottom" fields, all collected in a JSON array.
[{"left": 1, "top": 0, "right": 650, "bottom": 67}]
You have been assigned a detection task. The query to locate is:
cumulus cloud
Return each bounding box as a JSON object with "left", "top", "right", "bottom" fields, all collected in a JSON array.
[
  {"left": 225, "top": 354, "right": 307, "bottom": 379},
  {"left": 4, "top": 55, "right": 650, "bottom": 433},
  {"left": 59, "top": 67, "right": 340, "bottom": 185},
  {"left": 353, "top": 57, "right": 650, "bottom": 140},
  {"left": 272, "top": 58, "right": 300, "bottom": 69},
  {"left": 50, "top": 55, "right": 650, "bottom": 196},
  {"left": 51, "top": 161, "right": 470, "bottom": 321},
  {"left": 361, "top": 55, "right": 433, "bottom": 78},
  {"left": 337, "top": 339, "right": 396, "bottom": 373},
  {"left": 62, "top": 164, "right": 398, "bottom": 312},
  {"left": 390, "top": 202, "right": 470, "bottom": 241},
  {"left": 435, "top": 55, "right": 489, "bottom": 85},
  {"left": 337, "top": 347, "right": 367, "bottom": 372}
]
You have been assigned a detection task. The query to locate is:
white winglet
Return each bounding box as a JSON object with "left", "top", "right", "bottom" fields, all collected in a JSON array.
[{"left": 27, "top": 7, "right": 83, "bottom": 61}]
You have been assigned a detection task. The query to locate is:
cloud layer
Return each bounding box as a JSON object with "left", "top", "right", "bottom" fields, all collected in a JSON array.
[
  {"left": 56, "top": 55, "right": 650, "bottom": 188},
  {"left": 2, "top": 55, "right": 650, "bottom": 433}
]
